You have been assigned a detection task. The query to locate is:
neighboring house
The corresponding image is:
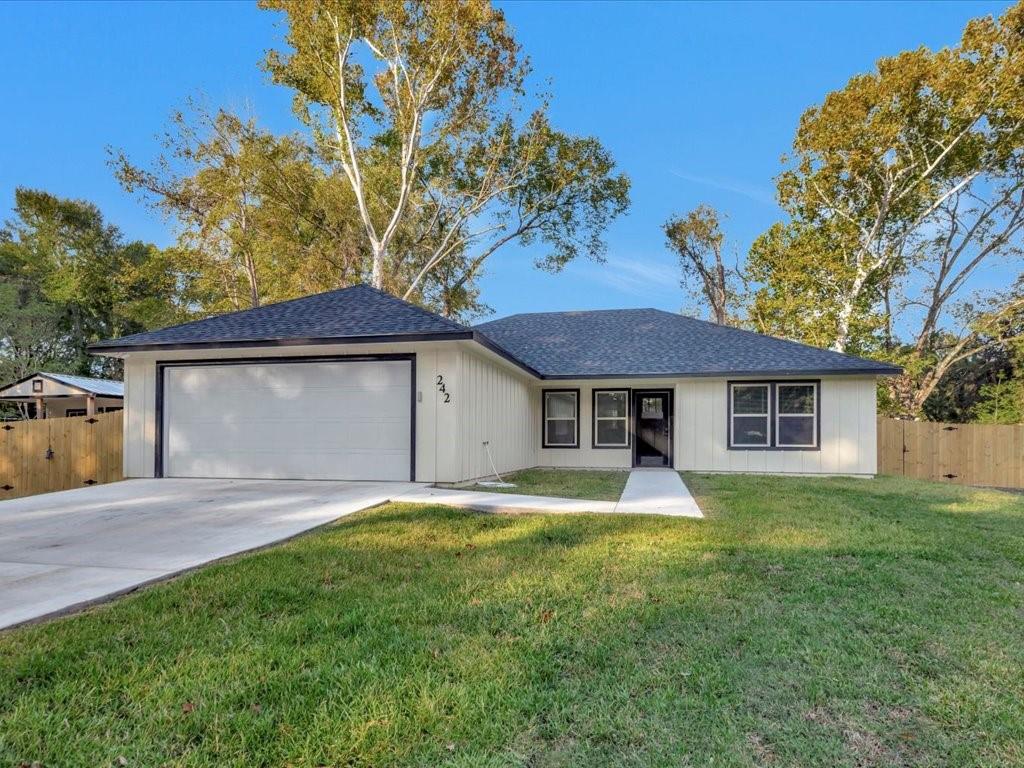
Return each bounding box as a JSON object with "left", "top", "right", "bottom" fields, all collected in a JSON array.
[
  {"left": 89, "top": 284, "right": 899, "bottom": 483},
  {"left": 0, "top": 372, "right": 124, "bottom": 419}
]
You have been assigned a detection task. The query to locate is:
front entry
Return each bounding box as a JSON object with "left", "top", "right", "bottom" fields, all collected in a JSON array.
[{"left": 632, "top": 390, "right": 673, "bottom": 467}]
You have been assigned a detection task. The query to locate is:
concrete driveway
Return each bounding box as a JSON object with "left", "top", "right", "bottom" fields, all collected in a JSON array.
[{"left": 0, "top": 478, "right": 423, "bottom": 630}]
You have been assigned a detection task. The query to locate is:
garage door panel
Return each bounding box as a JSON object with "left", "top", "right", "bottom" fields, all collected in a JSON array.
[
  {"left": 172, "top": 387, "right": 409, "bottom": 423},
  {"left": 163, "top": 360, "right": 412, "bottom": 481},
  {"left": 168, "top": 416, "right": 409, "bottom": 452},
  {"left": 167, "top": 448, "right": 410, "bottom": 482}
]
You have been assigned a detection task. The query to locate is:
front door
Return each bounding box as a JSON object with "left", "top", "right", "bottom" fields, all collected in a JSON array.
[{"left": 633, "top": 390, "right": 672, "bottom": 467}]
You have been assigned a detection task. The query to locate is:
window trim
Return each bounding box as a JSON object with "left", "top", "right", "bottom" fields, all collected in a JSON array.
[
  {"left": 776, "top": 382, "right": 818, "bottom": 448},
  {"left": 542, "top": 388, "right": 580, "bottom": 449},
  {"left": 727, "top": 380, "right": 821, "bottom": 451},
  {"left": 592, "top": 388, "right": 631, "bottom": 449}
]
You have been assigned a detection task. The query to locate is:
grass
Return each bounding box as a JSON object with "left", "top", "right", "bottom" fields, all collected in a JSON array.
[
  {"left": 464, "top": 467, "right": 629, "bottom": 500},
  {"left": 2, "top": 474, "right": 1024, "bottom": 767}
]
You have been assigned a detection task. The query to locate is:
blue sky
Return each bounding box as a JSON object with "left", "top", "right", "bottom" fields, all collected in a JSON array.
[{"left": 0, "top": 0, "right": 1012, "bottom": 319}]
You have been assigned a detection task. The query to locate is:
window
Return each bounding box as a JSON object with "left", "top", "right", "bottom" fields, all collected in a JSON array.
[
  {"left": 728, "top": 381, "right": 820, "bottom": 450},
  {"left": 99, "top": 406, "right": 123, "bottom": 414},
  {"left": 777, "top": 383, "right": 817, "bottom": 447},
  {"left": 543, "top": 389, "right": 579, "bottom": 448},
  {"left": 66, "top": 408, "right": 87, "bottom": 418},
  {"left": 32, "top": 379, "right": 43, "bottom": 393},
  {"left": 730, "top": 383, "right": 770, "bottom": 447},
  {"left": 593, "top": 389, "right": 629, "bottom": 448}
]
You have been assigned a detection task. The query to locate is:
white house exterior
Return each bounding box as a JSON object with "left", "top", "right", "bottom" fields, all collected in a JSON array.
[
  {"left": 91, "top": 285, "right": 896, "bottom": 484},
  {"left": 0, "top": 372, "right": 124, "bottom": 419}
]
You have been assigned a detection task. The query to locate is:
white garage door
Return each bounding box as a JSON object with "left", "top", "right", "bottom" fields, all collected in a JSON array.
[{"left": 163, "top": 360, "right": 412, "bottom": 481}]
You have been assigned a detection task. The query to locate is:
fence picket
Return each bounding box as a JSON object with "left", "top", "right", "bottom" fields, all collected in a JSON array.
[
  {"left": 877, "top": 417, "right": 1024, "bottom": 489},
  {"left": 0, "top": 412, "right": 123, "bottom": 501}
]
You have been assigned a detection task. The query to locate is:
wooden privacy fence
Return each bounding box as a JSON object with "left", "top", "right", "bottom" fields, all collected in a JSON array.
[
  {"left": 0, "top": 411, "right": 123, "bottom": 501},
  {"left": 877, "top": 417, "right": 1024, "bottom": 489}
]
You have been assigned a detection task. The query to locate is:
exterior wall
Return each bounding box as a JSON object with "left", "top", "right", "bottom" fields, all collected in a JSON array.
[
  {"left": 2, "top": 377, "right": 84, "bottom": 398},
  {"left": 117, "top": 340, "right": 880, "bottom": 482},
  {"left": 536, "top": 377, "right": 678, "bottom": 470},
  {"left": 533, "top": 376, "right": 878, "bottom": 476},
  {"left": 119, "top": 342, "right": 468, "bottom": 481},
  {"left": 676, "top": 376, "right": 877, "bottom": 475},
  {"left": 455, "top": 347, "right": 537, "bottom": 481}
]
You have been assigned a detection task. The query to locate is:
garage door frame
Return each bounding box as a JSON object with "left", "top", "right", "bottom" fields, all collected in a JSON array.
[{"left": 154, "top": 353, "right": 417, "bottom": 481}]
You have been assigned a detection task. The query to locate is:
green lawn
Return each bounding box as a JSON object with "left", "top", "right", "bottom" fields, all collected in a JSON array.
[
  {"left": 2, "top": 475, "right": 1024, "bottom": 767},
  {"left": 466, "top": 467, "right": 629, "bottom": 500}
]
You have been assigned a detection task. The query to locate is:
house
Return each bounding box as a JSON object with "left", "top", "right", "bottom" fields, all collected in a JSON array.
[
  {"left": 89, "top": 284, "right": 900, "bottom": 483},
  {"left": 0, "top": 372, "right": 124, "bottom": 419}
]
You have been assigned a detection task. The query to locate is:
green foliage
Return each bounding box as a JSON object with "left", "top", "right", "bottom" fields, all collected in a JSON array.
[
  {"left": 253, "top": 0, "right": 628, "bottom": 317},
  {"left": 973, "top": 377, "right": 1024, "bottom": 424},
  {"left": 663, "top": 204, "right": 743, "bottom": 325},
  {"left": 0, "top": 188, "right": 190, "bottom": 382},
  {"left": 749, "top": 1, "right": 1024, "bottom": 418}
]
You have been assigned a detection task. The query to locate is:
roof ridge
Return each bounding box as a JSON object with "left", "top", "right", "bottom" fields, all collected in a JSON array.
[
  {"left": 477, "top": 307, "right": 659, "bottom": 326},
  {"left": 93, "top": 283, "right": 468, "bottom": 348},
  {"left": 356, "top": 283, "right": 470, "bottom": 331}
]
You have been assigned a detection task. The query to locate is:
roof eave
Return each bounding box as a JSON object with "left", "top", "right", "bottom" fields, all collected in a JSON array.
[
  {"left": 536, "top": 366, "right": 902, "bottom": 380},
  {"left": 88, "top": 330, "right": 477, "bottom": 355}
]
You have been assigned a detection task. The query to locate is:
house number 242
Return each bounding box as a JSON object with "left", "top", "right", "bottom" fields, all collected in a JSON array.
[{"left": 436, "top": 375, "right": 451, "bottom": 403}]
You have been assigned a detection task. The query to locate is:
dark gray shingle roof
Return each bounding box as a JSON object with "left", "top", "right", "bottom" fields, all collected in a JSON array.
[
  {"left": 91, "top": 284, "right": 898, "bottom": 378},
  {"left": 90, "top": 284, "right": 471, "bottom": 352},
  {"left": 474, "top": 308, "right": 900, "bottom": 378}
]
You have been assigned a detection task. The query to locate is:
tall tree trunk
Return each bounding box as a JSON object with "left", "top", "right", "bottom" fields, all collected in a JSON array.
[
  {"left": 243, "top": 252, "right": 260, "bottom": 308},
  {"left": 371, "top": 245, "right": 384, "bottom": 290}
]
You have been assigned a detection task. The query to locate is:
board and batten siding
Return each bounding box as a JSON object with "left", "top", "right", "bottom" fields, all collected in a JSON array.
[
  {"left": 120, "top": 341, "right": 462, "bottom": 482},
  {"left": 536, "top": 378, "right": 677, "bottom": 470},
  {"left": 119, "top": 341, "right": 879, "bottom": 482},
  {"left": 454, "top": 348, "right": 537, "bottom": 482},
  {"left": 676, "top": 377, "right": 877, "bottom": 475}
]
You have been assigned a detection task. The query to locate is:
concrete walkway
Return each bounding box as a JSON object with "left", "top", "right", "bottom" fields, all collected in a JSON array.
[
  {"left": 616, "top": 469, "right": 703, "bottom": 517},
  {"left": 395, "top": 486, "right": 619, "bottom": 515},
  {"left": 396, "top": 469, "right": 703, "bottom": 518}
]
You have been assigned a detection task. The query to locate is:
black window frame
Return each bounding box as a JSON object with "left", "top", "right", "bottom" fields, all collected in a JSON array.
[
  {"left": 542, "top": 388, "right": 580, "bottom": 449},
  {"left": 65, "top": 408, "right": 87, "bottom": 418},
  {"left": 727, "top": 380, "right": 821, "bottom": 451},
  {"left": 592, "top": 388, "right": 631, "bottom": 449},
  {"left": 32, "top": 379, "right": 43, "bottom": 393}
]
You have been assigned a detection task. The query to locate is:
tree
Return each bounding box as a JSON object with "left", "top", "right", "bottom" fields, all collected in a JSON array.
[
  {"left": 112, "top": 105, "right": 364, "bottom": 313},
  {"left": 973, "top": 375, "right": 1024, "bottom": 424},
  {"left": 260, "top": 0, "right": 629, "bottom": 307},
  {"left": 663, "top": 205, "right": 743, "bottom": 324},
  {"left": 0, "top": 189, "right": 188, "bottom": 378},
  {"left": 750, "top": 2, "right": 1024, "bottom": 417}
]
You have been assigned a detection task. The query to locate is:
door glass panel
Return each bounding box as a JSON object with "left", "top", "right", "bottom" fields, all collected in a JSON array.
[{"left": 641, "top": 397, "right": 663, "bottom": 419}]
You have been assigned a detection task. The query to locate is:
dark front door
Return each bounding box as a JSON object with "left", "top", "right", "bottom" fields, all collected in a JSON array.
[{"left": 633, "top": 390, "right": 672, "bottom": 467}]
